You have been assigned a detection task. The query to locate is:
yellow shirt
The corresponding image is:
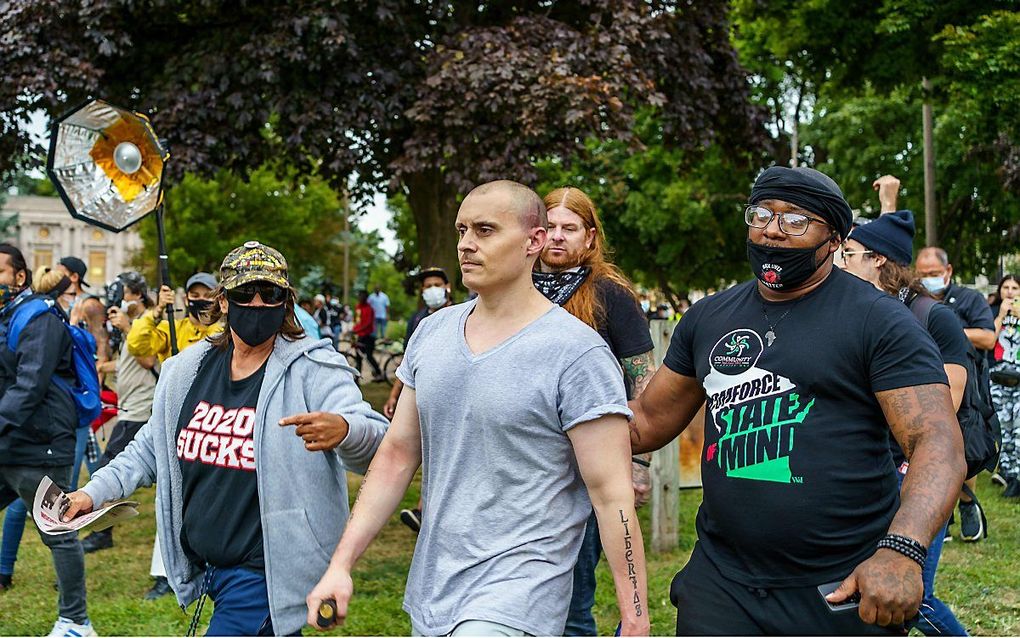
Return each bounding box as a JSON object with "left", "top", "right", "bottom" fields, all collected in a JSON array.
[{"left": 126, "top": 311, "right": 224, "bottom": 362}]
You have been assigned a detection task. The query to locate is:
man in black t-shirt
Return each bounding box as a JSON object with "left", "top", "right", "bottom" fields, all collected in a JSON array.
[
  {"left": 841, "top": 188, "right": 970, "bottom": 636},
  {"left": 535, "top": 186, "right": 655, "bottom": 636},
  {"left": 629, "top": 167, "right": 966, "bottom": 635},
  {"left": 915, "top": 245, "right": 997, "bottom": 542},
  {"left": 915, "top": 247, "right": 996, "bottom": 352}
]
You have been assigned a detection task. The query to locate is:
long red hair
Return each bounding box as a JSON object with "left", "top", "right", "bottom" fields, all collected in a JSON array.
[{"left": 542, "top": 187, "right": 638, "bottom": 330}]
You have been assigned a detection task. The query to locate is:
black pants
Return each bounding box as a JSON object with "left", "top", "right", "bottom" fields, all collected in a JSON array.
[
  {"left": 356, "top": 335, "right": 383, "bottom": 377},
  {"left": 0, "top": 464, "right": 88, "bottom": 622},
  {"left": 95, "top": 419, "right": 147, "bottom": 471},
  {"left": 670, "top": 543, "right": 903, "bottom": 636}
]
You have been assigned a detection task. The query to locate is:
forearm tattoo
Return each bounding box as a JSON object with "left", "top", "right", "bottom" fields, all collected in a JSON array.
[
  {"left": 622, "top": 352, "right": 655, "bottom": 398},
  {"left": 347, "top": 466, "right": 371, "bottom": 525},
  {"left": 878, "top": 384, "right": 964, "bottom": 541},
  {"left": 619, "top": 509, "right": 643, "bottom": 617}
]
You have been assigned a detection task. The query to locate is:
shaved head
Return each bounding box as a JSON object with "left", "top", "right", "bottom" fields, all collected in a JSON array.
[{"left": 464, "top": 180, "right": 546, "bottom": 230}]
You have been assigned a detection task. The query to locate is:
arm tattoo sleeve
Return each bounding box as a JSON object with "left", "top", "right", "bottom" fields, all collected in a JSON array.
[
  {"left": 621, "top": 351, "right": 656, "bottom": 399},
  {"left": 877, "top": 384, "right": 965, "bottom": 544}
]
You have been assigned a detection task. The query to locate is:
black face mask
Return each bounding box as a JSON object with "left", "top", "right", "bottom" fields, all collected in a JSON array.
[
  {"left": 227, "top": 301, "right": 287, "bottom": 346},
  {"left": 746, "top": 236, "right": 834, "bottom": 291},
  {"left": 188, "top": 298, "right": 213, "bottom": 320}
]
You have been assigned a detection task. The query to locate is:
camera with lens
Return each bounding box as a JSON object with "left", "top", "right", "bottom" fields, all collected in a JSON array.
[
  {"left": 103, "top": 272, "right": 147, "bottom": 353},
  {"left": 103, "top": 277, "right": 126, "bottom": 352}
]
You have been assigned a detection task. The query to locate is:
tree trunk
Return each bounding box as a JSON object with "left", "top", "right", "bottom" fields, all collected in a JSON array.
[
  {"left": 922, "top": 76, "right": 938, "bottom": 247},
  {"left": 404, "top": 168, "right": 463, "bottom": 291}
]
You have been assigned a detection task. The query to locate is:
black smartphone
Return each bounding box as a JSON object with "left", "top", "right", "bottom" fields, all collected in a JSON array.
[{"left": 817, "top": 580, "right": 861, "bottom": 612}]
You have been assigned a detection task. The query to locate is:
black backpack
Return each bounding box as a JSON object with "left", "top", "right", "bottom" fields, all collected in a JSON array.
[{"left": 908, "top": 294, "right": 1001, "bottom": 479}]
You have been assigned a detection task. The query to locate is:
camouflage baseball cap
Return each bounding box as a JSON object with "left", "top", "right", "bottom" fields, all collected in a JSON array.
[{"left": 219, "top": 240, "right": 289, "bottom": 290}]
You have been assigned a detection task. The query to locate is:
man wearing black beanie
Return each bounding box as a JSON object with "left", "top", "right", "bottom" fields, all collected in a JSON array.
[
  {"left": 627, "top": 166, "right": 967, "bottom": 634},
  {"left": 841, "top": 179, "right": 970, "bottom": 636}
]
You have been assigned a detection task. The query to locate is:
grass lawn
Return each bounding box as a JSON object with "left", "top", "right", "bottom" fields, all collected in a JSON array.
[{"left": 2, "top": 382, "right": 1019, "bottom": 635}]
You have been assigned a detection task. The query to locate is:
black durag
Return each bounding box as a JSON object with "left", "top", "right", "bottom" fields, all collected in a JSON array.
[{"left": 749, "top": 166, "right": 854, "bottom": 240}]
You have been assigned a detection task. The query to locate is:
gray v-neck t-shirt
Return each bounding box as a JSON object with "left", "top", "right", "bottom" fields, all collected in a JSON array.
[{"left": 396, "top": 299, "right": 632, "bottom": 636}]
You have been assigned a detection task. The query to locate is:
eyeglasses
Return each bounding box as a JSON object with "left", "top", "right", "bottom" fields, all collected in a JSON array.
[
  {"left": 225, "top": 283, "right": 289, "bottom": 305},
  {"left": 841, "top": 249, "right": 874, "bottom": 264},
  {"left": 744, "top": 205, "right": 829, "bottom": 237}
]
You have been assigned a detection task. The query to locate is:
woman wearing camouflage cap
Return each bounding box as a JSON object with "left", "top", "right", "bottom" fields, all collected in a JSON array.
[{"left": 62, "top": 241, "right": 389, "bottom": 636}]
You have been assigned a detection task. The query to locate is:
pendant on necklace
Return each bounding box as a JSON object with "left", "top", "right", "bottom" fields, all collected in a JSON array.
[{"left": 765, "top": 330, "right": 777, "bottom": 347}]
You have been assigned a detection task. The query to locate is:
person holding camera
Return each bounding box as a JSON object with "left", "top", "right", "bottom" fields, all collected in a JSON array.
[
  {"left": 79, "top": 272, "right": 159, "bottom": 553},
  {"left": 127, "top": 272, "right": 223, "bottom": 362}
]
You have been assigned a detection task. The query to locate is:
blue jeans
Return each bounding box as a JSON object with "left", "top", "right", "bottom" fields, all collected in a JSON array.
[
  {"left": 71, "top": 426, "right": 101, "bottom": 491},
  {"left": 897, "top": 472, "right": 968, "bottom": 636},
  {"left": 204, "top": 566, "right": 294, "bottom": 636},
  {"left": 564, "top": 510, "right": 601, "bottom": 636},
  {"left": 0, "top": 497, "right": 28, "bottom": 575},
  {"left": 374, "top": 318, "right": 387, "bottom": 339}
]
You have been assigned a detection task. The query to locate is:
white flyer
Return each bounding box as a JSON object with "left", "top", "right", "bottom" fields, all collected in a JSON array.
[{"left": 33, "top": 475, "right": 139, "bottom": 535}]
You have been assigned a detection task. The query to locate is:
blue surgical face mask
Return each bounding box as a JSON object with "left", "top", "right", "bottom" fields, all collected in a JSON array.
[{"left": 921, "top": 276, "right": 948, "bottom": 295}]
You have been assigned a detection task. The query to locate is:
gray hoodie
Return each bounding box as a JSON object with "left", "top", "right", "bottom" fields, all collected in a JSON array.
[{"left": 82, "top": 335, "right": 388, "bottom": 635}]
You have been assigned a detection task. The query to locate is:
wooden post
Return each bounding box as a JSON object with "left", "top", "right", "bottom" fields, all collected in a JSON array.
[
  {"left": 651, "top": 437, "right": 681, "bottom": 552},
  {"left": 648, "top": 319, "right": 681, "bottom": 552}
]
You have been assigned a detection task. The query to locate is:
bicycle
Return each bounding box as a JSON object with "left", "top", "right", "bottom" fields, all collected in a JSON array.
[
  {"left": 378, "top": 340, "right": 404, "bottom": 385},
  {"left": 339, "top": 334, "right": 402, "bottom": 385}
]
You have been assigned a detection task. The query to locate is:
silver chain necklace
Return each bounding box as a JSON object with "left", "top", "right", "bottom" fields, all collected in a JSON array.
[{"left": 760, "top": 300, "right": 800, "bottom": 347}]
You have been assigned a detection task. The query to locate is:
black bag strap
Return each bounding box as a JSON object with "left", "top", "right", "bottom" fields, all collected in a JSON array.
[{"left": 906, "top": 292, "right": 938, "bottom": 331}]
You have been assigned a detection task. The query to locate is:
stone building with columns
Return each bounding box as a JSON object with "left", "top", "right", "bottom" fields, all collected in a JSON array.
[{"left": 2, "top": 194, "right": 144, "bottom": 287}]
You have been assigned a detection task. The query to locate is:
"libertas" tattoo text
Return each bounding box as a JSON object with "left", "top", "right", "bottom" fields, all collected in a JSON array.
[{"left": 620, "top": 509, "right": 642, "bottom": 617}]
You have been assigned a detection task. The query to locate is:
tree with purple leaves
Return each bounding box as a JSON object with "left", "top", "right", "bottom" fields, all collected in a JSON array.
[{"left": 0, "top": 0, "right": 763, "bottom": 286}]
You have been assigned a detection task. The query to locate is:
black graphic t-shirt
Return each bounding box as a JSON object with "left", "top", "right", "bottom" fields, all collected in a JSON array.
[
  {"left": 663, "top": 267, "right": 948, "bottom": 588},
  {"left": 175, "top": 345, "right": 267, "bottom": 570},
  {"left": 594, "top": 280, "right": 654, "bottom": 362}
]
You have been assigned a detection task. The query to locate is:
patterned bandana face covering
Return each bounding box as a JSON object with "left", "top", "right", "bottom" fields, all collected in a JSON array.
[
  {"left": 0, "top": 284, "right": 21, "bottom": 308},
  {"left": 532, "top": 266, "right": 592, "bottom": 305}
]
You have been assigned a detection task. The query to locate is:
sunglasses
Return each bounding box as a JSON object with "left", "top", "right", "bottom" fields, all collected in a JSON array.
[{"left": 225, "top": 283, "right": 289, "bottom": 305}]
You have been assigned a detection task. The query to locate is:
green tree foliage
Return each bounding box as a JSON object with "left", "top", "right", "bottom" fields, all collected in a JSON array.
[
  {"left": 0, "top": 195, "right": 15, "bottom": 241},
  {"left": 801, "top": 91, "right": 1019, "bottom": 275},
  {"left": 0, "top": 172, "right": 32, "bottom": 240},
  {"left": 731, "top": 0, "right": 1019, "bottom": 276},
  {"left": 132, "top": 167, "right": 347, "bottom": 286},
  {"left": 937, "top": 10, "right": 1020, "bottom": 197},
  {"left": 0, "top": 1, "right": 763, "bottom": 288},
  {"left": 538, "top": 112, "right": 759, "bottom": 305}
]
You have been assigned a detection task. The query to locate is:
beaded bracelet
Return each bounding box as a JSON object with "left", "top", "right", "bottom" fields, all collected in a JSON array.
[{"left": 877, "top": 533, "right": 927, "bottom": 568}]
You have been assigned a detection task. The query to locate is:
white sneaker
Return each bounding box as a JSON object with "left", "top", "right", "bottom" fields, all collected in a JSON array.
[{"left": 47, "top": 617, "right": 97, "bottom": 637}]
